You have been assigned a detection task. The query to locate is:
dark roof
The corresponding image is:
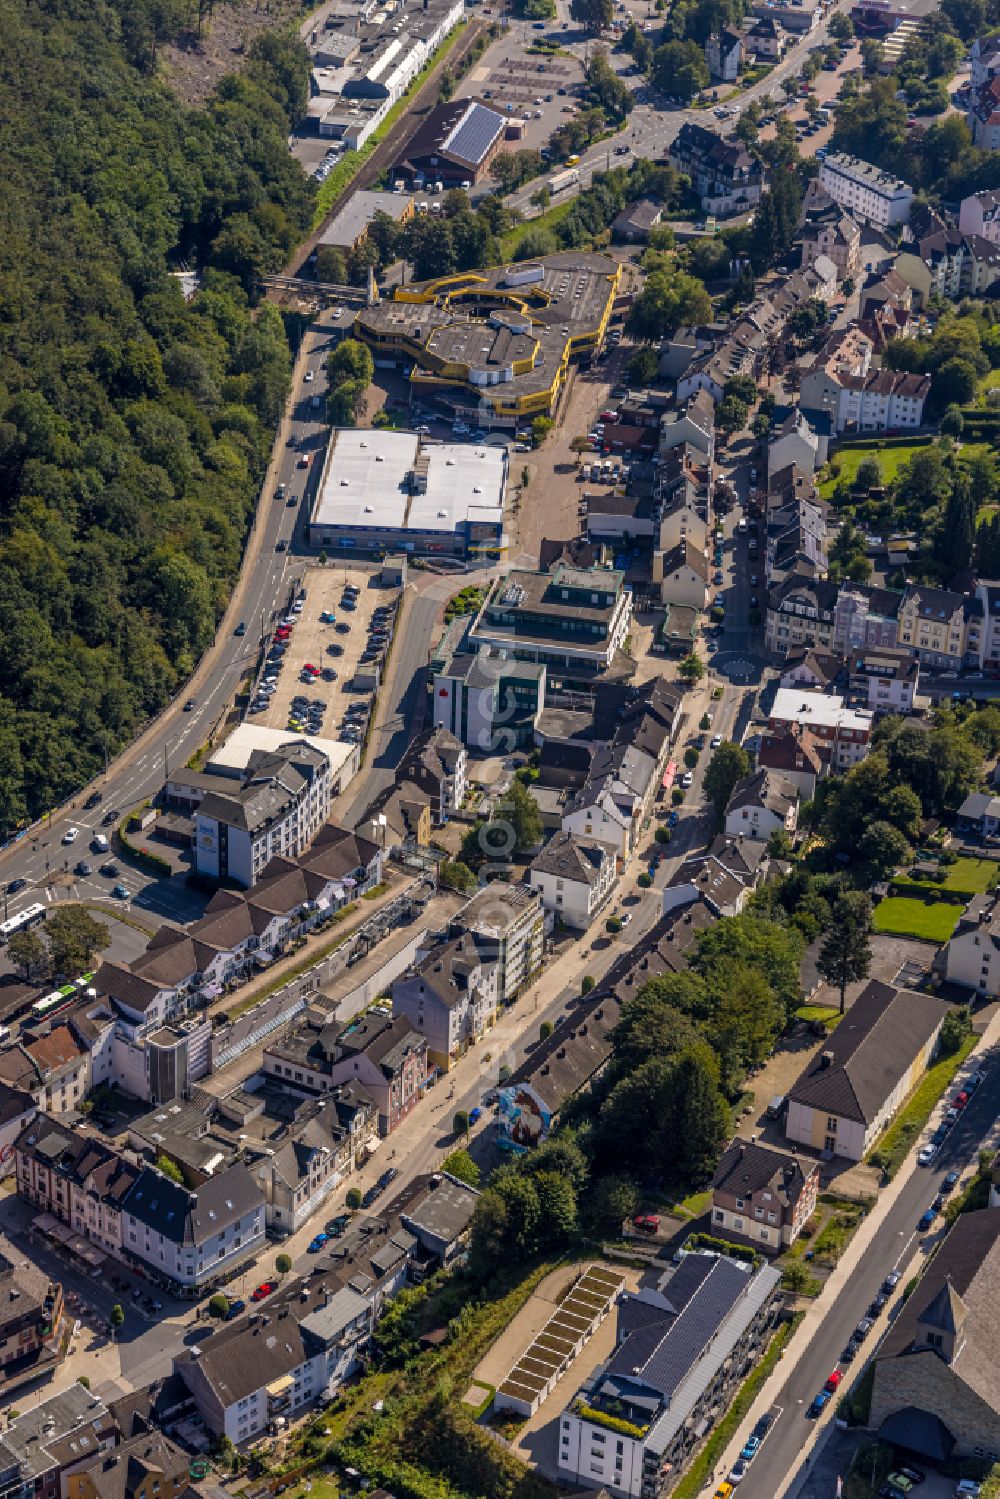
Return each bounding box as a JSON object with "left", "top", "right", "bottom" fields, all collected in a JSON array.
[
  {"left": 123, "top": 1164, "right": 262, "bottom": 1247},
  {"left": 67, "top": 1430, "right": 189, "bottom": 1499},
  {"left": 530, "top": 829, "right": 615, "bottom": 887},
  {"left": 400, "top": 98, "right": 504, "bottom": 170},
  {"left": 877, "top": 1408, "right": 955, "bottom": 1462},
  {"left": 711, "top": 1138, "right": 815, "bottom": 1210},
  {"left": 787, "top": 980, "right": 948, "bottom": 1125}
]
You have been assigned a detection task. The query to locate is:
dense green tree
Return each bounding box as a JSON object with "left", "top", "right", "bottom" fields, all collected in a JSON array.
[
  {"left": 6, "top": 929, "right": 47, "bottom": 982},
  {"left": 570, "top": 0, "right": 613, "bottom": 29},
  {"left": 703, "top": 741, "right": 750, "bottom": 823},
  {"left": 860, "top": 819, "right": 912, "bottom": 878},
  {"left": 716, "top": 395, "right": 748, "bottom": 437},
  {"left": 585, "top": 52, "right": 633, "bottom": 120},
  {"left": 695, "top": 912, "right": 803, "bottom": 1019},
  {"left": 626, "top": 266, "right": 712, "bottom": 339},
  {"left": 44, "top": 908, "right": 110, "bottom": 976},
  {"left": 628, "top": 346, "right": 660, "bottom": 385},
  {"left": 817, "top": 892, "right": 873, "bottom": 1013},
  {"left": 155, "top": 1154, "right": 184, "bottom": 1184},
  {"left": 441, "top": 1148, "right": 480, "bottom": 1186},
  {"left": 651, "top": 39, "right": 709, "bottom": 101}
]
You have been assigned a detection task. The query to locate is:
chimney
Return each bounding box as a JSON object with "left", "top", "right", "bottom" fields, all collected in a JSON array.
[{"left": 820, "top": 1049, "right": 834, "bottom": 1069}]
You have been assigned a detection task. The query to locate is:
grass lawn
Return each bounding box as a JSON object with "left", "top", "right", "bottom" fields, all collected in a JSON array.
[
  {"left": 819, "top": 442, "right": 927, "bottom": 498},
  {"left": 795, "top": 1004, "right": 842, "bottom": 1028},
  {"left": 867, "top": 1034, "right": 977, "bottom": 1178},
  {"left": 278, "top": 1479, "right": 341, "bottom": 1499},
  {"left": 673, "top": 1189, "right": 711, "bottom": 1220},
  {"left": 918, "top": 857, "right": 997, "bottom": 894},
  {"left": 500, "top": 198, "right": 576, "bottom": 260},
  {"left": 872, "top": 895, "right": 962, "bottom": 943}
]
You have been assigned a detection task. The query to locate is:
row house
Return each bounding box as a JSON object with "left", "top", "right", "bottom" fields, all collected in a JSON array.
[
  {"left": 765, "top": 571, "right": 840, "bottom": 658},
  {"left": 248, "top": 1091, "right": 377, "bottom": 1236},
  {"left": 15, "top": 1117, "right": 140, "bottom": 1261},
  {"left": 799, "top": 208, "right": 862, "bottom": 283},
  {"left": 768, "top": 686, "right": 874, "bottom": 770},
  {"left": 392, "top": 933, "right": 499, "bottom": 1071},
  {"left": 831, "top": 584, "right": 902, "bottom": 654},
  {"left": 896, "top": 226, "right": 1000, "bottom": 308},
  {"left": 450, "top": 881, "right": 546, "bottom": 1003},
  {"left": 264, "top": 1011, "right": 430, "bottom": 1136},
  {"left": 667, "top": 121, "right": 766, "bottom": 217},
  {"left": 528, "top": 830, "right": 617, "bottom": 931},
  {"left": 0, "top": 1026, "right": 89, "bottom": 1117},
  {"left": 897, "top": 584, "right": 983, "bottom": 671},
  {"left": 768, "top": 408, "right": 827, "bottom": 476},
  {"left": 659, "top": 390, "right": 715, "bottom": 467},
  {"left": 724, "top": 768, "right": 799, "bottom": 842}
]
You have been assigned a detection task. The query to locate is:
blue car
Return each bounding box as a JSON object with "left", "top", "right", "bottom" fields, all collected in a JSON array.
[
  {"left": 808, "top": 1391, "right": 830, "bottom": 1419},
  {"left": 225, "top": 1298, "right": 246, "bottom": 1321},
  {"left": 740, "top": 1435, "right": 761, "bottom": 1462},
  {"left": 668, "top": 811, "right": 680, "bottom": 826},
  {"left": 307, "top": 1233, "right": 329, "bottom": 1253},
  {"left": 918, "top": 1208, "right": 936, "bottom": 1231},
  {"left": 469, "top": 1106, "right": 482, "bottom": 1125}
]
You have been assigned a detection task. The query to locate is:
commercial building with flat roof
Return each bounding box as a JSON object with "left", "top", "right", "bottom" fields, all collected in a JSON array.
[
  {"left": 353, "top": 252, "right": 621, "bottom": 425},
  {"left": 818, "top": 153, "right": 913, "bottom": 228},
  {"left": 317, "top": 189, "right": 415, "bottom": 252},
  {"left": 468, "top": 562, "right": 633, "bottom": 674},
  {"left": 308, "top": 429, "right": 506, "bottom": 559}
]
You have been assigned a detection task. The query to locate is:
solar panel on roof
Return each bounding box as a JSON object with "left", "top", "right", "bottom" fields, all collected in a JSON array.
[{"left": 442, "top": 102, "right": 502, "bottom": 166}]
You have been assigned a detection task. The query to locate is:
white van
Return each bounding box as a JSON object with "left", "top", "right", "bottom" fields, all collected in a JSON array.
[
  {"left": 581, "top": 463, "right": 591, "bottom": 480},
  {"left": 91, "top": 833, "right": 110, "bottom": 854}
]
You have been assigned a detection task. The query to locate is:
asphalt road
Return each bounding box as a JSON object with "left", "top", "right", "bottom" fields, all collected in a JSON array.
[
  {"left": 0, "top": 316, "right": 340, "bottom": 927},
  {"left": 736, "top": 1045, "right": 1000, "bottom": 1499}
]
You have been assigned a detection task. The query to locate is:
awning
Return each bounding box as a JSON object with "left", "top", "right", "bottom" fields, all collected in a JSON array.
[
  {"left": 662, "top": 761, "right": 678, "bottom": 790},
  {"left": 266, "top": 1375, "right": 294, "bottom": 1397},
  {"left": 879, "top": 1407, "right": 955, "bottom": 1462},
  {"left": 202, "top": 982, "right": 223, "bottom": 998}
]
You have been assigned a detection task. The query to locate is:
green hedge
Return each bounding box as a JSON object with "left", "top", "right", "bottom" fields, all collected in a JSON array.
[
  {"left": 889, "top": 879, "right": 971, "bottom": 904},
  {"left": 575, "top": 1403, "right": 649, "bottom": 1440}
]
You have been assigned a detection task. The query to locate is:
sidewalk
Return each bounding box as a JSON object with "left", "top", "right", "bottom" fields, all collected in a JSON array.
[{"left": 709, "top": 1005, "right": 1000, "bottom": 1497}]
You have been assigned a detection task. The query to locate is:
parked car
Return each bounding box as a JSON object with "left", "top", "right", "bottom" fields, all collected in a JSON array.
[
  {"left": 942, "top": 1171, "right": 960, "bottom": 1192},
  {"left": 224, "top": 1298, "right": 246, "bottom": 1321},
  {"left": 808, "top": 1391, "right": 830, "bottom": 1419},
  {"left": 251, "top": 1282, "right": 276, "bottom": 1301},
  {"left": 633, "top": 1214, "right": 660, "bottom": 1234},
  {"left": 739, "top": 1434, "right": 761, "bottom": 1463},
  {"left": 854, "top": 1317, "right": 875, "bottom": 1341},
  {"left": 883, "top": 1269, "right": 902, "bottom": 1292},
  {"left": 823, "top": 1370, "right": 843, "bottom": 1393},
  {"left": 326, "top": 1214, "right": 351, "bottom": 1238},
  {"left": 112, "top": 883, "right": 129, "bottom": 900},
  {"left": 307, "top": 1233, "right": 329, "bottom": 1253},
  {"left": 918, "top": 1207, "right": 937, "bottom": 1231}
]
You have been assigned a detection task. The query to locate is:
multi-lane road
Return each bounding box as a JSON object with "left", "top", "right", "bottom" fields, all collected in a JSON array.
[{"left": 0, "top": 316, "right": 341, "bottom": 927}]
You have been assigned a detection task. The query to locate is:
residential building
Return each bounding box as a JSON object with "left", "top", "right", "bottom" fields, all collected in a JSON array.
[
  {"left": 756, "top": 726, "right": 828, "bottom": 798},
  {"left": 959, "top": 188, "right": 1000, "bottom": 249},
  {"left": 818, "top": 153, "right": 913, "bottom": 228},
  {"left": 194, "top": 739, "right": 334, "bottom": 888},
  {"left": 0, "top": 1087, "right": 35, "bottom": 1179},
  {"left": 661, "top": 836, "right": 769, "bottom": 918},
  {"left": 750, "top": 0, "right": 820, "bottom": 30},
  {"left": 392, "top": 97, "right": 506, "bottom": 187},
  {"left": 765, "top": 574, "right": 840, "bottom": 658},
  {"left": 264, "top": 1011, "right": 429, "bottom": 1136},
  {"left": 611, "top": 199, "right": 665, "bottom": 243},
  {"left": 0, "top": 1245, "right": 64, "bottom": 1392},
  {"left": 659, "top": 539, "right": 709, "bottom": 610},
  {"left": 0, "top": 1026, "right": 89, "bottom": 1116},
  {"left": 970, "top": 29, "right": 1000, "bottom": 88},
  {"left": 15, "top": 1118, "right": 141, "bottom": 1264},
  {"left": 957, "top": 792, "right": 1000, "bottom": 841},
  {"left": 831, "top": 584, "right": 902, "bottom": 654},
  {"left": 3, "top": 1384, "right": 116, "bottom": 1499},
  {"left": 745, "top": 14, "right": 786, "bottom": 58},
  {"left": 248, "top": 1091, "right": 378, "bottom": 1236},
  {"left": 468, "top": 562, "right": 633, "bottom": 679},
  {"left": 562, "top": 742, "right": 658, "bottom": 857},
  {"left": 769, "top": 687, "right": 873, "bottom": 770},
  {"left": 897, "top": 585, "right": 983, "bottom": 671},
  {"left": 451, "top": 882, "right": 545, "bottom": 1002},
  {"left": 768, "top": 408, "right": 827, "bottom": 474},
  {"left": 668, "top": 122, "right": 766, "bottom": 217},
  {"left": 976, "top": 581, "right": 1000, "bottom": 671},
  {"left": 657, "top": 488, "right": 709, "bottom": 556},
  {"left": 943, "top": 894, "right": 1000, "bottom": 996},
  {"left": 778, "top": 648, "right": 845, "bottom": 694},
  {"left": 400, "top": 1171, "right": 480, "bottom": 1268},
  {"left": 64, "top": 1430, "right": 190, "bottom": 1499},
  {"left": 528, "top": 830, "right": 618, "bottom": 929},
  {"left": 391, "top": 934, "right": 499, "bottom": 1072},
  {"left": 557, "top": 1253, "right": 783, "bottom": 1497},
  {"left": 121, "top": 1163, "right": 266, "bottom": 1292},
  {"left": 432, "top": 648, "right": 546, "bottom": 754},
  {"left": 847, "top": 646, "right": 919, "bottom": 714},
  {"left": 784, "top": 980, "right": 949, "bottom": 1161},
  {"left": 799, "top": 326, "right": 930, "bottom": 431},
  {"left": 659, "top": 390, "right": 715, "bottom": 465},
  {"left": 724, "top": 769, "right": 799, "bottom": 842},
  {"left": 393, "top": 727, "right": 467, "bottom": 823},
  {"left": 870, "top": 1209, "right": 1000, "bottom": 1464},
  {"left": 710, "top": 1139, "right": 820, "bottom": 1253},
  {"left": 799, "top": 209, "right": 862, "bottom": 282},
  {"left": 968, "top": 75, "right": 1000, "bottom": 151},
  {"left": 705, "top": 28, "right": 743, "bottom": 80}
]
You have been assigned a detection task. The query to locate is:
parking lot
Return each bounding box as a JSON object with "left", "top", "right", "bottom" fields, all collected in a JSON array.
[
  {"left": 459, "top": 32, "right": 585, "bottom": 162},
  {"left": 249, "top": 563, "right": 401, "bottom": 748}
]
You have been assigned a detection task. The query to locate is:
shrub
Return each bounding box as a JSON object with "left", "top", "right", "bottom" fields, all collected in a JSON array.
[
  {"left": 606, "top": 916, "right": 623, "bottom": 934},
  {"left": 208, "top": 1293, "right": 230, "bottom": 1318},
  {"left": 638, "top": 872, "right": 653, "bottom": 888},
  {"left": 654, "top": 826, "right": 670, "bottom": 845},
  {"left": 275, "top": 1253, "right": 293, "bottom": 1275},
  {"left": 539, "top": 1020, "right": 553, "bottom": 1041},
  {"left": 581, "top": 975, "right": 595, "bottom": 994},
  {"left": 346, "top": 1187, "right": 362, "bottom": 1210},
  {"left": 671, "top": 788, "right": 684, "bottom": 805},
  {"left": 683, "top": 746, "right": 699, "bottom": 769}
]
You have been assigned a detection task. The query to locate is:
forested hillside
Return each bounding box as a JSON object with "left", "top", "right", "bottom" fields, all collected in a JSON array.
[{"left": 0, "top": 0, "right": 315, "bottom": 827}]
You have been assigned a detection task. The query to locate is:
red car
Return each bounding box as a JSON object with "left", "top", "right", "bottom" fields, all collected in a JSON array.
[
  {"left": 633, "top": 1214, "right": 660, "bottom": 1235},
  {"left": 952, "top": 1091, "right": 969, "bottom": 1110},
  {"left": 824, "top": 1370, "right": 843, "bottom": 1393},
  {"left": 251, "top": 1281, "right": 276, "bottom": 1302}
]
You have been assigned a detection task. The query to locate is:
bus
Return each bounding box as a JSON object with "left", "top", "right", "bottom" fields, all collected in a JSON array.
[
  {"left": 0, "top": 903, "right": 45, "bottom": 946},
  {"left": 29, "top": 972, "right": 95, "bottom": 1024}
]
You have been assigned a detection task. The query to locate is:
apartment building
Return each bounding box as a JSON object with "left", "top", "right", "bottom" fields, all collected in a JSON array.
[
  {"left": 959, "top": 188, "right": 1000, "bottom": 249},
  {"left": 897, "top": 585, "right": 983, "bottom": 671},
  {"left": 799, "top": 209, "right": 862, "bottom": 282},
  {"left": 451, "top": 883, "right": 545, "bottom": 1003},
  {"left": 195, "top": 740, "right": 334, "bottom": 888},
  {"left": 976, "top": 581, "right": 1000, "bottom": 670},
  {"left": 847, "top": 646, "right": 919, "bottom": 714},
  {"left": 0, "top": 1246, "right": 64, "bottom": 1389},
  {"left": 769, "top": 687, "right": 873, "bottom": 770},
  {"left": 528, "top": 830, "right": 617, "bottom": 929},
  {"left": 557, "top": 1253, "right": 783, "bottom": 1496},
  {"left": 765, "top": 574, "right": 840, "bottom": 658},
  {"left": 15, "top": 1118, "right": 140, "bottom": 1262},
  {"left": 433, "top": 648, "right": 546, "bottom": 754},
  {"left": 393, "top": 727, "right": 467, "bottom": 823},
  {"left": 0, "top": 1026, "right": 89, "bottom": 1116},
  {"left": 668, "top": 122, "right": 766, "bottom": 217},
  {"left": 818, "top": 153, "right": 913, "bottom": 228},
  {"left": 64, "top": 1430, "right": 191, "bottom": 1499},
  {"left": 121, "top": 1164, "right": 266, "bottom": 1292},
  {"left": 710, "top": 1139, "right": 820, "bottom": 1253},
  {"left": 831, "top": 584, "right": 902, "bottom": 653},
  {"left": 943, "top": 897, "right": 1000, "bottom": 997},
  {"left": 391, "top": 934, "right": 499, "bottom": 1071},
  {"left": 724, "top": 769, "right": 799, "bottom": 842},
  {"left": 3, "top": 1385, "right": 116, "bottom": 1499}
]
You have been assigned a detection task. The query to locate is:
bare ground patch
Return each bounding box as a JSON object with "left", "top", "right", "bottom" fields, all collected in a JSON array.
[{"left": 158, "top": 0, "right": 301, "bottom": 107}]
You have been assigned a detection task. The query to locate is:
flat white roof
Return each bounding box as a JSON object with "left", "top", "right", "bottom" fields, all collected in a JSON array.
[
  {"left": 207, "top": 724, "right": 357, "bottom": 781},
  {"left": 311, "top": 429, "right": 505, "bottom": 535},
  {"left": 771, "top": 687, "right": 873, "bottom": 734}
]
